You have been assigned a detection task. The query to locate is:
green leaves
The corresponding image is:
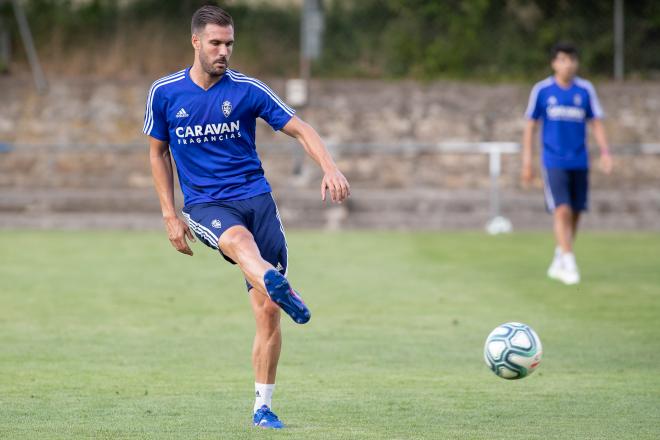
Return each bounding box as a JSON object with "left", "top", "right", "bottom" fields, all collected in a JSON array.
[{"left": 10, "top": 0, "right": 660, "bottom": 80}]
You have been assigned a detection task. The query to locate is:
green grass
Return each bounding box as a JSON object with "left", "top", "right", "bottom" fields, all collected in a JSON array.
[{"left": 1, "top": 231, "right": 659, "bottom": 439}]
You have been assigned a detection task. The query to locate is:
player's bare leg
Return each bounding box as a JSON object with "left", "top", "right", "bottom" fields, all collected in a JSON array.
[
  {"left": 249, "top": 286, "right": 282, "bottom": 418},
  {"left": 249, "top": 288, "right": 282, "bottom": 384},
  {"left": 551, "top": 204, "right": 580, "bottom": 284},
  {"left": 219, "top": 225, "right": 308, "bottom": 428},
  {"left": 571, "top": 211, "right": 581, "bottom": 243},
  {"left": 219, "top": 225, "right": 274, "bottom": 294},
  {"left": 553, "top": 204, "right": 573, "bottom": 253}
]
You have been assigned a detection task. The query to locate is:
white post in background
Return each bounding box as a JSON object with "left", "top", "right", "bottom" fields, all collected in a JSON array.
[
  {"left": 286, "top": 78, "right": 310, "bottom": 178},
  {"left": 11, "top": 0, "right": 48, "bottom": 93},
  {"left": 614, "top": 0, "right": 624, "bottom": 81},
  {"left": 300, "top": 0, "right": 323, "bottom": 83},
  {"left": 434, "top": 142, "right": 519, "bottom": 234},
  {"left": 489, "top": 148, "right": 502, "bottom": 220},
  {"left": 289, "top": 0, "right": 324, "bottom": 179},
  {"left": 482, "top": 143, "right": 517, "bottom": 235}
]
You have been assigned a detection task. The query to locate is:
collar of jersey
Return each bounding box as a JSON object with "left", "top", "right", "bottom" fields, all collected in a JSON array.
[
  {"left": 185, "top": 66, "right": 228, "bottom": 93},
  {"left": 551, "top": 75, "right": 577, "bottom": 91}
]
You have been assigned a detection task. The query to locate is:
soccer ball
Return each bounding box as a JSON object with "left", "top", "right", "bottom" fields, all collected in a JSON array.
[{"left": 484, "top": 322, "right": 543, "bottom": 379}]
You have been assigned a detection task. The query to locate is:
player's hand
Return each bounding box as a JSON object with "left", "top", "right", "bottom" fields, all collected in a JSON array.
[
  {"left": 521, "top": 163, "right": 534, "bottom": 188},
  {"left": 321, "top": 167, "right": 351, "bottom": 203},
  {"left": 599, "top": 152, "right": 613, "bottom": 175},
  {"left": 164, "top": 215, "right": 195, "bottom": 256}
]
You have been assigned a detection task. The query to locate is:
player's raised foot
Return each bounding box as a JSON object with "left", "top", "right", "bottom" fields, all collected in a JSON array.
[
  {"left": 264, "top": 269, "right": 311, "bottom": 324},
  {"left": 253, "top": 405, "right": 284, "bottom": 429}
]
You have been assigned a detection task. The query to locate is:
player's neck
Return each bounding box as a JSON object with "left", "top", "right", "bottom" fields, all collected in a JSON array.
[
  {"left": 189, "top": 64, "right": 224, "bottom": 91},
  {"left": 553, "top": 74, "right": 575, "bottom": 89}
]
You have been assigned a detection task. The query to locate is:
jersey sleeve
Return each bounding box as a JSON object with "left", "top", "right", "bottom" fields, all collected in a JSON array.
[
  {"left": 524, "top": 83, "right": 544, "bottom": 120},
  {"left": 143, "top": 84, "right": 169, "bottom": 142},
  {"left": 584, "top": 81, "right": 604, "bottom": 119},
  {"left": 249, "top": 81, "right": 295, "bottom": 131}
]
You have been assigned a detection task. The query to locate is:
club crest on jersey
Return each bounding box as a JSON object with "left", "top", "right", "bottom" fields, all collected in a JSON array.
[
  {"left": 222, "top": 100, "right": 232, "bottom": 117},
  {"left": 573, "top": 94, "right": 582, "bottom": 106}
]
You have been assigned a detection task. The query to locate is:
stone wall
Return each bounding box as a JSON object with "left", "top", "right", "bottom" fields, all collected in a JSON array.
[
  {"left": 2, "top": 76, "right": 659, "bottom": 146},
  {"left": 1, "top": 75, "right": 659, "bottom": 230}
]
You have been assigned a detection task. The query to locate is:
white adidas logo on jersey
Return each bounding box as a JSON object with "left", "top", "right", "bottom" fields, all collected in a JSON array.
[{"left": 175, "top": 108, "right": 189, "bottom": 118}]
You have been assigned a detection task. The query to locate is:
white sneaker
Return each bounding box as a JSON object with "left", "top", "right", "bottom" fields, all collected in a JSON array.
[
  {"left": 557, "top": 265, "right": 580, "bottom": 285},
  {"left": 547, "top": 259, "right": 562, "bottom": 280},
  {"left": 547, "top": 247, "right": 562, "bottom": 280},
  {"left": 558, "top": 253, "right": 580, "bottom": 285}
]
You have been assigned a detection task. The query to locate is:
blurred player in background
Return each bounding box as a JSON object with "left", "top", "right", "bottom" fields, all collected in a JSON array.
[
  {"left": 522, "top": 43, "right": 613, "bottom": 285},
  {"left": 144, "top": 5, "right": 349, "bottom": 429}
]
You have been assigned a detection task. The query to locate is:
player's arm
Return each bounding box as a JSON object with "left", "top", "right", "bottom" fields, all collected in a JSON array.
[
  {"left": 589, "top": 119, "right": 613, "bottom": 174},
  {"left": 521, "top": 119, "right": 539, "bottom": 186},
  {"left": 281, "top": 116, "right": 350, "bottom": 203},
  {"left": 148, "top": 136, "right": 195, "bottom": 256}
]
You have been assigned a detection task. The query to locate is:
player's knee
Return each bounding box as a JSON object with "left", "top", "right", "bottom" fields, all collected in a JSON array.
[
  {"left": 265, "top": 299, "right": 281, "bottom": 316},
  {"left": 555, "top": 204, "right": 572, "bottom": 215},
  {"left": 256, "top": 300, "right": 281, "bottom": 325},
  {"left": 221, "top": 229, "right": 255, "bottom": 253}
]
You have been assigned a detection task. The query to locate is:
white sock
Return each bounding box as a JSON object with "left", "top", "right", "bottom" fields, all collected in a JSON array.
[
  {"left": 254, "top": 383, "right": 275, "bottom": 412},
  {"left": 553, "top": 247, "right": 562, "bottom": 263}
]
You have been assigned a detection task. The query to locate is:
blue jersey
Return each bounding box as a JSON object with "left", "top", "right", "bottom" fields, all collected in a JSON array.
[
  {"left": 525, "top": 76, "right": 604, "bottom": 169},
  {"left": 143, "top": 68, "right": 295, "bottom": 205}
]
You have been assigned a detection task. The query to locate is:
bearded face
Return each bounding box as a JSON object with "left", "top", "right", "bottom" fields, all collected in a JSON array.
[{"left": 194, "top": 24, "right": 234, "bottom": 77}]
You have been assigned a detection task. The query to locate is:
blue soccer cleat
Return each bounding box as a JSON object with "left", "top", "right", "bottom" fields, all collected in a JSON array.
[
  {"left": 264, "top": 269, "right": 311, "bottom": 324},
  {"left": 253, "top": 405, "right": 284, "bottom": 429}
]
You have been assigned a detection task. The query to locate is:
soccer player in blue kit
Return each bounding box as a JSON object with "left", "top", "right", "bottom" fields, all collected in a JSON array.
[
  {"left": 143, "top": 6, "right": 350, "bottom": 429},
  {"left": 522, "top": 43, "right": 613, "bottom": 285}
]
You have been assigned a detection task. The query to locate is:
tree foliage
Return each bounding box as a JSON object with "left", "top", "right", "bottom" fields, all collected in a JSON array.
[{"left": 3, "top": 0, "right": 659, "bottom": 79}]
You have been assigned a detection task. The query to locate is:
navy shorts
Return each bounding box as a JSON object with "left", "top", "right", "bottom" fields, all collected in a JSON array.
[
  {"left": 542, "top": 168, "right": 589, "bottom": 213},
  {"left": 182, "top": 192, "right": 288, "bottom": 291}
]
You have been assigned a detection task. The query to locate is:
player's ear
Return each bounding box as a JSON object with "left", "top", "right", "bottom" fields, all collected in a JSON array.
[{"left": 192, "top": 33, "right": 201, "bottom": 50}]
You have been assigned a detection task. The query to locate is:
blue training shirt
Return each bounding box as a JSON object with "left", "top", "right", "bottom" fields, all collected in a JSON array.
[
  {"left": 143, "top": 67, "right": 295, "bottom": 205},
  {"left": 525, "top": 76, "right": 604, "bottom": 169}
]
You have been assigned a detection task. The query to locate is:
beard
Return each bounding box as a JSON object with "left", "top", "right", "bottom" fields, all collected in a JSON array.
[{"left": 199, "top": 52, "right": 228, "bottom": 77}]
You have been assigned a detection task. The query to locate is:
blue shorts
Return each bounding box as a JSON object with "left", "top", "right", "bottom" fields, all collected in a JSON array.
[
  {"left": 182, "top": 192, "right": 288, "bottom": 291},
  {"left": 542, "top": 168, "right": 589, "bottom": 213}
]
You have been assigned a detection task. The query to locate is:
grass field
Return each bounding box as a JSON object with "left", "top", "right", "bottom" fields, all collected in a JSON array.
[{"left": 1, "top": 230, "right": 659, "bottom": 439}]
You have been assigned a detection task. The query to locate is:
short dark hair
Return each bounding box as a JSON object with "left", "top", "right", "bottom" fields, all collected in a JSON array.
[
  {"left": 191, "top": 5, "right": 233, "bottom": 35},
  {"left": 551, "top": 42, "right": 579, "bottom": 60}
]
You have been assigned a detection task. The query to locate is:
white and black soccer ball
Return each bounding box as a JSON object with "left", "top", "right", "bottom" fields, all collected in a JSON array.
[{"left": 484, "top": 322, "right": 543, "bottom": 379}]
